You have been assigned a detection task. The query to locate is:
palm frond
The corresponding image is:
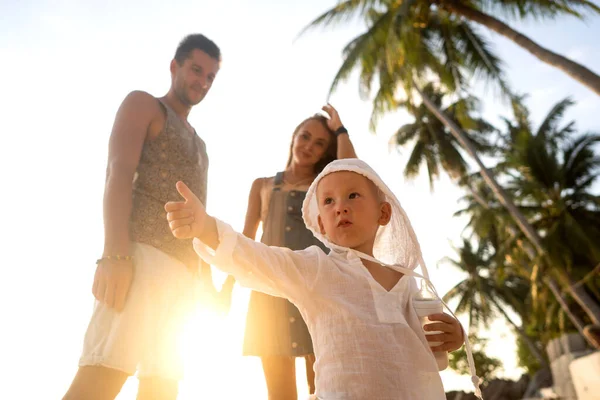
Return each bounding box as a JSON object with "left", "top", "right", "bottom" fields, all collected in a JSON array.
[
  {"left": 455, "top": 21, "right": 510, "bottom": 95},
  {"left": 404, "top": 139, "right": 426, "bottom": 179},
  {"left": 536, "top": 97, "right": 575, "bottom": 141},
  {"left": 296, "top": 0, "right": 384, "bottom": 39}
]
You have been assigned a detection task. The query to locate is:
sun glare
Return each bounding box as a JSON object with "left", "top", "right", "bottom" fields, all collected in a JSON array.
[{"left": 115, "top": 257, "right": 311, "bottom": 400}]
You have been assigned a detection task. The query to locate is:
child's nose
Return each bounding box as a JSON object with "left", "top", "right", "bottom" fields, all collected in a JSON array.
[{"left": 336, "top": 206, "right": 349, "bottom": 215}]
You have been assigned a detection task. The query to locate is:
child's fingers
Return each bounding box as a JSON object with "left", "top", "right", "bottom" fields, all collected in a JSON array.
[
  {"left": 425, "top": 333, "right": 451, "bottom": 343},
  {"left": 169, "top": 217, "right": 195, "bottom": 231},
  {"left": 427, "top": 313, "right": 456, "bottom": 324},
  {"left": 165, "top": 201, "right": 188, "bottom": 212},
  {"left": 430, "top": 342, "right": 460, "bottom": 353},
  {"left": 166, "top": 209, "right": 194, "bottom": 222},
  {"left": 424, "top": 322, "right": 455, "bottom": 333},
  {"left": 176, "top": 181, "right": 200, "bottom": 203},
  {"left": 172, "top": 225, "right": 192, "bottom": 239}
]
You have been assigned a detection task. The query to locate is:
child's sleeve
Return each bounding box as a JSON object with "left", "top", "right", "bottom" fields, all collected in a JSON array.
[{"left": 193, "top": 218, "right": 323, "bottom": 300}]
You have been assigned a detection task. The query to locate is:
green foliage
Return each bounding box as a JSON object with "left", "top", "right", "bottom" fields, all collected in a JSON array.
[
  {"left": 299, "top": 0, "right": 600, "bottom": 380},
  {"left": 449, "top": 336, "right": 503, "bottom": 380}
]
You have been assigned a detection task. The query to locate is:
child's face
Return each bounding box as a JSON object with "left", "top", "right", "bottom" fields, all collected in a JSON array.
[{"left": 316, "top": 171, "right": 391, "bottom": 254}]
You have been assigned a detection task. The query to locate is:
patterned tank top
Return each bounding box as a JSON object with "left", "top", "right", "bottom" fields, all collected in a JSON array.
[{"left": 129, "top": 98, "right": 208, "bottom": 268}]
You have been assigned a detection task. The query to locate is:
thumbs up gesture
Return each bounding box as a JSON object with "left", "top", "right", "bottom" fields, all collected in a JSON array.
[{"left": 165, "top": 181, "right": 206, "bottom": 239}]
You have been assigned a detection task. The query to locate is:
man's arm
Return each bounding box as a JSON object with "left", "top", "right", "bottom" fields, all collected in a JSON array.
[{"left": 93, "top": 91, "right": 160, "bottom": 311}]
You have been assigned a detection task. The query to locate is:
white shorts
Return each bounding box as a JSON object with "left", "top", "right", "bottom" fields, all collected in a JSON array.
[{"left": 79, "top": 243, "right": 200, "bottom": 380}]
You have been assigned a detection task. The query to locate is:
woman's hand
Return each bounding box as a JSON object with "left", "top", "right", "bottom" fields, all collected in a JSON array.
[{"left": 322, "top": 103, "right": 344, "bottom": 132}]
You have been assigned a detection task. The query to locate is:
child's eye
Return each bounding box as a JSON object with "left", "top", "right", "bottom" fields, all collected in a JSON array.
[
  {"left": 324, "top": 197, "right": 333, "bottom": 205},
  {"left": 349, "top": 192, "right": 360, "bottom": 199}
]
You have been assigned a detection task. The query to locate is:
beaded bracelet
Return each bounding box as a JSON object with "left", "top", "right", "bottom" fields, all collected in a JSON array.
[{"left": 96, "top": 255, "right": 133, "bottom": 264}]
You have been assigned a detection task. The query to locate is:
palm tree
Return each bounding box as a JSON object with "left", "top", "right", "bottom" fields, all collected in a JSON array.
[
  {"left": 499, "top": 97, "right": 600, "bottom": 323},
  {"left": 437, "top": 0, "right": 600, "bottom": 95},
  {"left": 299, "top": 3, "right": 600, "bottom": 325},
  {"left": 455, "top": 180, "right": 593, "bottom": 339},
  {"left": 301, "top": 0, "right": 600, "bottom": 95},
  {"left": 392, "top": 83, "right": 494, "bottom": 189},
  {"left": 457, "top": 97, "right": 600, "bottom": 326},
  {"left": 443, "top": 239, "right": 549, "bottom": 367},
  {"left": 300, "top": 1, "right": 555, "bottom": 253},
  {"left": 306, "top": 4, "right": 550, "bottom": 255}
]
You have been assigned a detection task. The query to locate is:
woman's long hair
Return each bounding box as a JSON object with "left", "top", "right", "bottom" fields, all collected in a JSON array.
[{"left": 285, "top": 114, "right": 337, "bottom": 174}]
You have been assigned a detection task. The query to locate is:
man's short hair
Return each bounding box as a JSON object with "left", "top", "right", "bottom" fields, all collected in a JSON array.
[{"left": 174, "top": 34, "right": 221, "bottom": 64}]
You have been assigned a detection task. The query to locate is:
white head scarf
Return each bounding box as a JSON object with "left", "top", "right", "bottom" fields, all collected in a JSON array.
[
  {"left": 303, "top": 159, "right": 425, "bottom": 272},
  {"left": 302, "top": 159, "right": 483, "bottom": 399}
]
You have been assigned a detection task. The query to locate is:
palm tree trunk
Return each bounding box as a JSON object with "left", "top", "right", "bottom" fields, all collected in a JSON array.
[
  {"left": 415, "top": 84, "right": 547, "bottom": 255},
  {"left": 545, "top": 277, "right": 587, "bottom": 335},
  {"left": 505, "top": 226, "right": 592, "bottom": 328},
  {"left": 415, "top": 83, "right": 600, "bottom": 324},
  {"left": 552, "top": 267, "right": 600, "bottom": 325},
  {"left": 442, "top": 2, "right": 600, "bottom": 96},
  {"left": 567, "top": 275, "right": 600, "bottom": 326},
  {"left": 466, "top": 182, "right": 490, "bottom": 210},
  {"left": 488, "top": 297, "right": 548, "bottom": 368},
  {"left": 505, "top": 225, "right": 600, "bottom": 328}
]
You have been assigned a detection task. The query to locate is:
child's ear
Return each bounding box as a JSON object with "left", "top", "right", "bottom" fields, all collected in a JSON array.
[
  {"left": 378, "top": 202, "right": 392, "bottom": 226},
  {"left": 318, "top": 215, "right": 327, "bottom": 234}
]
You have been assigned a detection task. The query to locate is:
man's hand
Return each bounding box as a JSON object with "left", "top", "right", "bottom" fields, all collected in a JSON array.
[
  {"left": 92, "top": 259, "right": 133, "bottom": 312},
  {"left": 424, "top": 313, "right": 465, "bottom": 353},
  {"left": 165, "top": 181, "right": 207, "bottom": 239}
]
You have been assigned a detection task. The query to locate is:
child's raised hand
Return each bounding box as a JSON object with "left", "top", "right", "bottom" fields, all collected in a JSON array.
[
  {"left": 165, "top": 181, "right": 206, "bottom": 239},
  {"left": 424, "top": 313, "right": 465, "bottom": 353}
]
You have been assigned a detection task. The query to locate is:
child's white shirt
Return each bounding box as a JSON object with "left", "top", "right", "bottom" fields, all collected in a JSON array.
[{"left": 193, "top": 219, "right": 446, "bottom": 400}]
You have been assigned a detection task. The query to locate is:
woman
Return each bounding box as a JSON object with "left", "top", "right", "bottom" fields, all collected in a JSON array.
[{"left": 241, "top": 104, "right": 357, "bottom": 399}]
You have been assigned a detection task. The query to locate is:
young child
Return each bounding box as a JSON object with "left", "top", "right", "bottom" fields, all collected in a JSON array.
[{"left": 165, "top": 159, "right": 481, "bottom": 400}]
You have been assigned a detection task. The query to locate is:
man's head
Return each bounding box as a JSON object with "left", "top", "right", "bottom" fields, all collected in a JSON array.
[
  {"left": 170, "top": 34, "right": 221, "bottom": 106},
  {"left": 316, "top": 171, "right": 391, "bottom": 255}
]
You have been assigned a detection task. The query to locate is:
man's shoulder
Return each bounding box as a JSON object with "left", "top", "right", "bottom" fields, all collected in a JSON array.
[
  {"left": 115, "top": 91, "right": 165, "bottom": 136},
  {"left": 120, "top": 90, "right": 162, "bottom": 114}
]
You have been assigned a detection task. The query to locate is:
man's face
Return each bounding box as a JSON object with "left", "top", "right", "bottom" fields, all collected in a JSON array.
[{"left": 171, "top": 49, "right": 220, "bottom": 106}]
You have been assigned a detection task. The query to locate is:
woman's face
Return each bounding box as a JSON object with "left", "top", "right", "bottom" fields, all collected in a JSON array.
[{"left": 291, "top": 119, "right": 331, "bottom": 169}]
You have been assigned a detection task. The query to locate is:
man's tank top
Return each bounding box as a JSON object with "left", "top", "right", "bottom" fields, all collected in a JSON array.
[{"left": 129, "top": 98, "right": 208, "bottom": 268}]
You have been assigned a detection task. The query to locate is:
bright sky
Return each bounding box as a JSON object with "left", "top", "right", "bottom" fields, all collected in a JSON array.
[{"left": 1, "top": 1, "right": 599, "bottom": 399}]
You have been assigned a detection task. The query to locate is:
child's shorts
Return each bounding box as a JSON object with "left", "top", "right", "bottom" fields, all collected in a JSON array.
[{"left": 78, "top": 243, "right": 200, "bottom": 380}]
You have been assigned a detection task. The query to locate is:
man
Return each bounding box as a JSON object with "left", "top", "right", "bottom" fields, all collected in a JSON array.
[{"left": 63, "top": 33, "right": 232, "bottom": 400}]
